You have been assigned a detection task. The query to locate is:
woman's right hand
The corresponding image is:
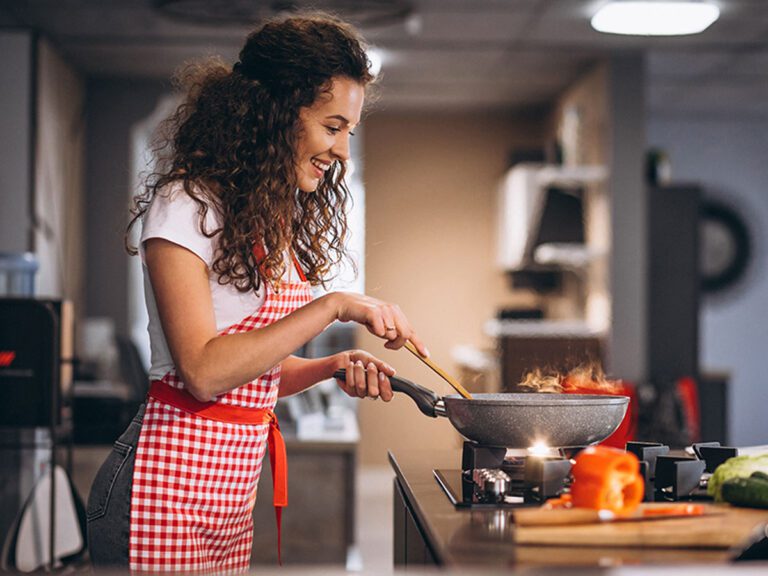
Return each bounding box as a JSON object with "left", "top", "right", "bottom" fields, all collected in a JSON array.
[{"left": 326, "top": 292, "right": 429, "bottom": 357}]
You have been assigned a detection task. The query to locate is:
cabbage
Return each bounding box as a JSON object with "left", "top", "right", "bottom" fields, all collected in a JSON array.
[{"left": 708, "top": 453, "right": 768, "bottom": 502}]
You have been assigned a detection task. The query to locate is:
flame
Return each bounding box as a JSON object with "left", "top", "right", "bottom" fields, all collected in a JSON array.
[
  {"left": 518, "top": 363, "right": 621, "bottom": 394},
  {"left": 527, "top": 441, "right": 553, "bottom": 457},
  {"left": 519, "top": 368, "right": 562, "bottom": 393}
]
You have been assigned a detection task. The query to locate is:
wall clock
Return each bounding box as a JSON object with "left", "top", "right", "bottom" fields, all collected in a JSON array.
[{"left": 699, "top": 199, "right": 751, "bottom": 293}]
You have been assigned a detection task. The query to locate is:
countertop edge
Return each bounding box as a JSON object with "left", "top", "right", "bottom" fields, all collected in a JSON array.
[{"left": 387, "top": 450, "right": 447, "bottom": 565}]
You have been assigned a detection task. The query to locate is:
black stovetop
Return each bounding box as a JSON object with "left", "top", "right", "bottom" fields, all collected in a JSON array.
[{"left": 434, "top": 468, "right": 543, "bottom": 509}]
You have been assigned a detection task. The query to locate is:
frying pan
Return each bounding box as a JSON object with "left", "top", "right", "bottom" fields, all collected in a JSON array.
[{"left": 333, "top": 369, "right": 628, "bottom": 448}]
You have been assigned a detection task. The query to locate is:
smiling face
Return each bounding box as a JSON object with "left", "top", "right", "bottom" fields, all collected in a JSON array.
[{"left": 295, "top": 77, "right": 365, "bottom": 192}]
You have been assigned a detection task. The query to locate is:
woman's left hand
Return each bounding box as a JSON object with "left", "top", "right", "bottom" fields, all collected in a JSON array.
[{"left": 333, "top": 350, "right": 396, "bottom": 401}]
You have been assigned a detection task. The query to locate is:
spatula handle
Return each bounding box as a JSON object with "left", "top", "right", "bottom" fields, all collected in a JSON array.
[{"left": 404, "top": 341, "right": 473, "bottom": 399}]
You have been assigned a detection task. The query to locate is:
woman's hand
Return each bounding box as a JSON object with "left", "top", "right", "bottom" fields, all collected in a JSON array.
[
  {"left": 333, "top": 350, "right": 396, "bottom": 401},
  {"left": 326, "top": 292, "right": 429, "bottom": 357}
]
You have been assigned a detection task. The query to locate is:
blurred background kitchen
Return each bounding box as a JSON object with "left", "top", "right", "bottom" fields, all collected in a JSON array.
[{"left": 1, "top": 0, "right": 767, "bottom": 572}]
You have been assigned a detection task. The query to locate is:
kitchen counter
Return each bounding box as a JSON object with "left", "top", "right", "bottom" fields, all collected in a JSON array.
[{"left": 389, "top": 449, "right": 768, "bottom": 570}]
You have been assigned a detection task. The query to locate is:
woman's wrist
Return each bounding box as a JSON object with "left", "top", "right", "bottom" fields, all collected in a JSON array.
[
  {"left": 330, "top": 351, "right": 351, "bottom": 376},
  {"left": 318, "top": 291, "right": 341, "bottom": 324}
]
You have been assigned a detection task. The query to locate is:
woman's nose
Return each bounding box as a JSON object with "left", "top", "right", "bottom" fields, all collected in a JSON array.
[{"left": 331, "top": 135, "right": 351, "bottom": 161}]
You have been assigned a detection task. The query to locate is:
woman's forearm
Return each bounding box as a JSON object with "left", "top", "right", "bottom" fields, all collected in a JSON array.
[
  {"left": 278, "top": 354, "right": 343, "bottom": 397},
  {"left": 181, "top": 294, "right": 340, "bottom": 401}
]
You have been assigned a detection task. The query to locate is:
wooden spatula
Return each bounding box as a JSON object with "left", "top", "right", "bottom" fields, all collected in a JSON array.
[{"left": 404, "top": 340, "right": 473, "bottom": 399}]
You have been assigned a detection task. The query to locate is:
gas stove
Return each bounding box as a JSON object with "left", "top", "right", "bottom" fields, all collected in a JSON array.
[{"left": 435, "top": 440, "right": 738, "bottom": 509}]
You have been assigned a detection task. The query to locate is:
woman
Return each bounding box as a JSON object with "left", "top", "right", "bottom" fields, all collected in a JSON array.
[{"left": 86, "top": 13, "right": 427, "bottom": 573}]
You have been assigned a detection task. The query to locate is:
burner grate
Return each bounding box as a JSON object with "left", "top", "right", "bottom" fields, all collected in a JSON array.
[
  {"left": 437, "top": 440, "right": 723, "bottom": 509},
  {"left": 435, "top": 441, "right": 573, "bottom": 508}
]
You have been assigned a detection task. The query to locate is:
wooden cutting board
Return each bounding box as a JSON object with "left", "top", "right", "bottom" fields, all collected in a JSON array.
[{"left": 514, "top": 503, "right": 768, "bottom": 549}]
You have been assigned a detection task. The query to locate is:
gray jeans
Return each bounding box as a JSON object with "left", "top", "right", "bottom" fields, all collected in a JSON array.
[{"left": 86, "top": 404, "right": 145, "bottom": 570}]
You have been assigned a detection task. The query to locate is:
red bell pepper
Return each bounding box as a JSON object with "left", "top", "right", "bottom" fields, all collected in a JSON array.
[{"left": 569, "top": 445, "right": 644, "bottom": 515}]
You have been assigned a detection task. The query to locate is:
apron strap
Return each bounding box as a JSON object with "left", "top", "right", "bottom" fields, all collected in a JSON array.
[
  {"left": 266, "top": 416, "right": 288, "bottom": 565},
  {"left": 148, "top": 380, "right": 288, "bottom": 564},
  {"left": 290, "top": 251, "right": 308, "bottom": 283},
  {"left": 252, "top": 242, "right": 308, "bottom": 283}
]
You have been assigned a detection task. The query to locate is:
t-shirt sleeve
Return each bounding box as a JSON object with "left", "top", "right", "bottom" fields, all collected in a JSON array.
[{"left": 139, "top": 183, "right": 220, "bottom": 266}]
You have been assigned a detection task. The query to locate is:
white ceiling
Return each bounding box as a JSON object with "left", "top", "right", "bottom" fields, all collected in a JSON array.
[{"left": 1, "top": 0, "right": 767, "bottom": 116}]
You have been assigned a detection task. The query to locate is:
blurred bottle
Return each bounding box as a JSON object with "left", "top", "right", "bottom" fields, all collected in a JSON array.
[
  {"left": 646, "top": 148, "right": 672, "bottom": 187},
  {"left": 0, "top": 252, "right": 39, "bottom": 296}
]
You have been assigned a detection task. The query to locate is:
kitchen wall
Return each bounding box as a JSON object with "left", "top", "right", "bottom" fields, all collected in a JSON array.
[
  {"left": 0, "top": 30, "right": 34, "bottom": 254},
  {"left": 35, "top": 38, "right": 86, "bottom": 311},
  {"left": 648, "top": 114, "right": 768, "bottom": 446},
  {"left": 357, "top": 110, "right": 546, "bottom": 465},
  {"left": 84, "top": 78, "right": 167, "bottom": 333}
]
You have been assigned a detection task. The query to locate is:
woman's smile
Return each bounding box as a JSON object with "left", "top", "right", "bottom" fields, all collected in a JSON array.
[{"left": 310, "top": 157, "right": 332, "bottom": 178}]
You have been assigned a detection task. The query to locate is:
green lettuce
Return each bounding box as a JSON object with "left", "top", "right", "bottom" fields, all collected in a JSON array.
[{"left": 708, "top": 453, "right": 768, "bottom": 502}]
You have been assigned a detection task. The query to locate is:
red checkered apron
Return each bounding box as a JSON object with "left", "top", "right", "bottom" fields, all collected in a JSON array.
[{"left": 129, "top": 260, "right": 311, "bottom": 573}]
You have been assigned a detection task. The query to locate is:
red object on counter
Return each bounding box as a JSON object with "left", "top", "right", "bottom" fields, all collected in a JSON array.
[
  {"left": 677, "top": 376, "right": 701, "bottom": 443},
  {"left": 562, "top": 380, "right": 637, "bottom": 448},
  {"left": 570, "top": 445, "right": 645, "bottom": 515}
]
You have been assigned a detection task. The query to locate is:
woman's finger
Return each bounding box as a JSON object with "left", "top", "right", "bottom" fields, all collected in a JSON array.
[
  {"left": 336, "top": 362, "right": 356, "bottom": 397},
  {"left": 381, "top": 308, "right": 399, "bottom": 342},
  {"left": 375, "top": 305, "right": 404, "bottom": 348},
  {"left": 349, "top": 350, "right": 396, "bottom": 376},
  {"left": 386, "top": 335, "right": 408, "bottom": 351},
  {"left": 335, "top": 354, "right": 394, "bottom": 401},
  {"left": 383, "top": 320, "right": 414, "bottom": 351},
  {"left": 402, "top": 331, "right": 429, "bottom": 357},
  {"left": 343, "top": 360, "right": 364, "bottom": 398},
  {"left": 366, "top": 362, "right": 380, "bottom": 399},
  {"left": 378, "top": 372, "right": 393, "bottom": 402},
  {"left": 381, "top": 304, "right": 427, "bottom": 354},
  {"left": 363, "top": 301, "right": 388, "bottom": 338},
  {"left": 354, "top": 360, "right": 367, "bottom": 398}
]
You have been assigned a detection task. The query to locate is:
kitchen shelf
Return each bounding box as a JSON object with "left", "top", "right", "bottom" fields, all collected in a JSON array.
[{"left": 484, "top": 318, "right": 606, "bottom": 338}]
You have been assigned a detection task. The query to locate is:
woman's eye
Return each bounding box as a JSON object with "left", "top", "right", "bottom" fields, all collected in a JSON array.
[{"left": 325, "top": 126, "right": 341, "bottom": 134}]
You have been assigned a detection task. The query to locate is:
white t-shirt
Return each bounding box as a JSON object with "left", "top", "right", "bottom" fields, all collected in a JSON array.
[{"left": 139, "top": 182, "right": 301, "bottom": 381}]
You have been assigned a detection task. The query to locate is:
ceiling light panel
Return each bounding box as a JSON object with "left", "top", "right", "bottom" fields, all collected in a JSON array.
[{"left": 591, "top": 1, "right": 720, "bottom": 36}]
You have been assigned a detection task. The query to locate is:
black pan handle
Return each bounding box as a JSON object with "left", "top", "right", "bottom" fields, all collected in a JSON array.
[{"left": 333, "top": 369, "right": 441, "bottom": 418}]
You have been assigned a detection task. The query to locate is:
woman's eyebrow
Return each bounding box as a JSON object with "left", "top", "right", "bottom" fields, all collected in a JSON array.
[{"left": 325, "top": 114, "right": 350, "bottom": 125}]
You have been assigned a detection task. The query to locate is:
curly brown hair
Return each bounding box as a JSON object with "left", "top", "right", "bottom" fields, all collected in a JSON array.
[{"left": 126, "top": 12, "right": 376, "bottom": 293}]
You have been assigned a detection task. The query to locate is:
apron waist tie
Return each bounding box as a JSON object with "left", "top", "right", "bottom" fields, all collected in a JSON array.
[{"left": 148, "top": 380, "right": 288, "bottom": 564}]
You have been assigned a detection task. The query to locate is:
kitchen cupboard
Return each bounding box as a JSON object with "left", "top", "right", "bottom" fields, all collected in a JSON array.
[
  {"left": 648, "top": 185, "right": 700, "bottom": 385},
  {"left": 393, "top": 478, "right": 437, "bottom": 566},
  {"left": 646, "top": 185, "right": 729, "bottom": 445},
  {"left": 250, "top": 439, "right": 356, "bottom": 565}
]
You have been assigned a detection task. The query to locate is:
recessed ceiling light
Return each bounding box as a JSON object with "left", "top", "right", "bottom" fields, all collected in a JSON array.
[{"left": 591, "top": 1, "right": 720, "bottom": 36}]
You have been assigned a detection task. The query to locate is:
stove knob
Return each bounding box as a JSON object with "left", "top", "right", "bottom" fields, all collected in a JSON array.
[{"left": 482, "top": 471, "right": 511, "bottom": 502}]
